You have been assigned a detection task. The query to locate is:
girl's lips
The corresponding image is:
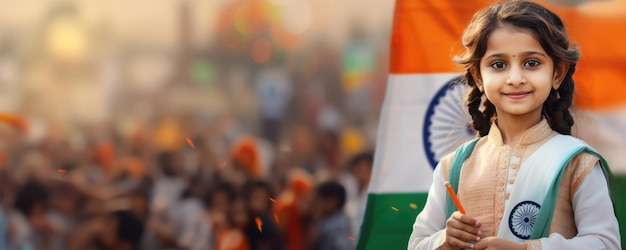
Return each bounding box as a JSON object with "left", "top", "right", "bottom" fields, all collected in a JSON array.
[{"left": 503, "top": 92, "right": 531, "bottom": 100}]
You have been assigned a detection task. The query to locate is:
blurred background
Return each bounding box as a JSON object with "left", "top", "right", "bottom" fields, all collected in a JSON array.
[{"left": 0, "top": 0, "right": 393, "bottom": 249}]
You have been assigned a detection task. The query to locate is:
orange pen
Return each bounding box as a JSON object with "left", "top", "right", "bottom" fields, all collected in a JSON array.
[{"left": 444, "top": 181, "right": 466, "bottom": 214}]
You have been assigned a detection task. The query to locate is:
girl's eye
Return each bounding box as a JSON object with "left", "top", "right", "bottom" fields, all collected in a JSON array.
[
  {"left": 524, "top": 59, "right": 541, "bottom": 67},
  {"left": 490, "top": 61, "right": 506, "bottom": 69}
]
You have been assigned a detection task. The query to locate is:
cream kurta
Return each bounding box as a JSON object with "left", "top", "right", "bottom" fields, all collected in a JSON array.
[{"left": 408, "top": 120, "right": 620, "bottom": 250}]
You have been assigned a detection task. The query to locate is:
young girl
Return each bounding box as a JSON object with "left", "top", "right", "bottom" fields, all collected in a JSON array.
[{"left": 408, "top": 1, "right": 621, "bottom": 249}]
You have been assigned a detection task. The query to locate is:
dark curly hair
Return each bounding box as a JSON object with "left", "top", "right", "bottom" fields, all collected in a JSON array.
[{"left": 455, "top": 0, "right": 579, "bottom": 136}]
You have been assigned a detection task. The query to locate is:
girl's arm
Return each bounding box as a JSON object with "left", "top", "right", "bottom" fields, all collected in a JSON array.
[
  {"left": 407, "top": 164, "right": 448, "bottom": 250},
  {"left": 528, "top": 163, "right": 621, "bottom": 249}
]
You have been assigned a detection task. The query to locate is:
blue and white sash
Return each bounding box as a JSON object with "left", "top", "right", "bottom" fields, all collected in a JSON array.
[{"left": 496, "top": 135, "right": 607, "bottom": 241}]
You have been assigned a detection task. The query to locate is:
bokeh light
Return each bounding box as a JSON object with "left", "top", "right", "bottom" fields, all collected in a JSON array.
[
  {"left": 280, "top": 1, "right": 312, "bottom": 35},
  {"left": 45, "top": 16, "right": 88, "bottom": 63}
]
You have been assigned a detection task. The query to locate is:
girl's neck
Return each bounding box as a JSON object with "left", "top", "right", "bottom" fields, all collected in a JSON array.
[{"left": 495, "top": 113, "right": 542, "bottom": 146}]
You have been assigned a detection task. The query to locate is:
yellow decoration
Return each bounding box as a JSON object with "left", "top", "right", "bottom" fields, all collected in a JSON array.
[{"left": 341, "top": 127, "right": 366, "bottom": 157}]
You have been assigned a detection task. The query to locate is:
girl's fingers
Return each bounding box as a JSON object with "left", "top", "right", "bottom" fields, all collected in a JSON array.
[
  {"left": 447, "top": 215, "right": 481, "bottom": 236},
  {"left": 447, "top": 235, "right": 475, "bottom": 249},
  {"left": 445, "top": 211, "right": 482, "bottom": 249},
  {"left": 448, "top": 227, "right": 481, "bottom": 242},
  {"left": 454, "top": 212, "right": 481, "bottom": 227}
]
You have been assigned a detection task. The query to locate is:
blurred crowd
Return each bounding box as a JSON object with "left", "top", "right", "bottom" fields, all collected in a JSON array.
[
  {"left": 0, "top": 109, "right": 376, "bottom": 250},
  {"left": 0, "top": 1, "right": 393, "bottom": 249},
  {"left": 0, "top": 43, "right": 385, "bottom": 249}
]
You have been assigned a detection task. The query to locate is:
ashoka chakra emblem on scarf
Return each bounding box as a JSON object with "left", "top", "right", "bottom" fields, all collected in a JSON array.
[{"left": 509, "top": 200, "right": 540, "bottom": 239}]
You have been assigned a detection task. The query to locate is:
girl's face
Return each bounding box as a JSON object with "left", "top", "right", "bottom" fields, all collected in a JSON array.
[{"left": 477, "top": 24, "right": 565, "bottom": 122}]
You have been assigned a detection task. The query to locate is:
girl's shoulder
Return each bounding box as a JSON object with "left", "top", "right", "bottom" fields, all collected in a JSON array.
[{"left": 564, "top": 150, "right": 603, "bottom": 193}]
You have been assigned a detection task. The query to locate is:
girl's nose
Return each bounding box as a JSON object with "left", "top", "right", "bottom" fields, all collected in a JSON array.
[{"left": 506, "top": 66, "right": 526, "bottom": 86}]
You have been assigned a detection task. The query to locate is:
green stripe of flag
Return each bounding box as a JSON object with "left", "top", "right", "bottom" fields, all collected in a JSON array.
[
  {"left": 357, "top": 193, "right": 428, "bottom": 250},
  {"left": 611, "top": 174, "right": 626, "bottom": 247}
]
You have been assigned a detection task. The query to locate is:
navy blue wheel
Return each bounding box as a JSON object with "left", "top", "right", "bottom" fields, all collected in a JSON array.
[
  {"left": 509, "top": 200, "right": 541, "bottom": 240},
  {"left": 422, "top": 76, "right": 475, "bottom": 168}
]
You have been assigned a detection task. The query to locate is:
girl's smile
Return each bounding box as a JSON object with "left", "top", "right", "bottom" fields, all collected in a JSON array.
[{"left": 502, "top": 91, "right": 532, "bottom": 100}]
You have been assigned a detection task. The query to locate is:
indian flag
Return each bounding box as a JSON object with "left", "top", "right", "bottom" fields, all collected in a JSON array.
[{"left": 357, "top": 1, "right": 626, "bottom": 249}]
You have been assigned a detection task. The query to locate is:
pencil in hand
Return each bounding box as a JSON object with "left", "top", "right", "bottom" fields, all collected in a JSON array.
[{"left": 444, "top": 181, "right": 466, "bottom": 214}]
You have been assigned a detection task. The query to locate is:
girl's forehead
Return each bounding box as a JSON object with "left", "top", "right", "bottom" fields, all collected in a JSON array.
[
  {"left": 494, "top": 23, "right": 536, "bottom": 36},
  {"left": 483, "top": 24, "right": 545, "bottom": 56},
  {"left": 485, "top": 23, "right": 540, "bottom": 46}
]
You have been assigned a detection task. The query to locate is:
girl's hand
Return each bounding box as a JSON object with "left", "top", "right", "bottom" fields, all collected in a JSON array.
[
  {"left": 444, "top": 211, "right": 482, "bottom": 249},
  {"left": 474, "top": 237, "right": 526, "bottom": 250}
]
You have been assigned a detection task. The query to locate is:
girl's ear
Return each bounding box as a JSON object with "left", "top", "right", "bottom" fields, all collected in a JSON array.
[{"left": 553, "top": 62, "right": 569, "bottom": 89}]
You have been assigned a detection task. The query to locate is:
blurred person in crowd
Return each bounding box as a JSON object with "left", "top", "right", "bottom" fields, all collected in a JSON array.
[
  {"left": 133, "top": 189, "right": 155, "bottom": 249},
  {"left": 179, "top": 115, "right": 215, "bottom": 173},
  {"left": 194, "top": 132, "right": 226, "bottom": 184},
  {"left": 225, "top": 136, "right": 264, "bottom": 191},
  {"left": 70, "top": 141, "right": 139, "bottom": 201},
  {"left": 173, "top": 176, "right": 212, "bottom": 250},
  {"left": 255, "top": 67, "right": 293, "bottom": 144},
  {"left": 244, "top": 180, "right": 285, "bottom": 250},
  {"left": 13, "top": 150, "right": 52, "bottom": 187},
  {"left": 93, "top": 139, "right": 116, "bottom": 171},
  {"left": 315, "top": 129, "right": 342, "bottom": 179},
  {"left": 216, "top": 197, "right": 250, "bottom": 250},
  {"left": 128, "top": 186, "right": 150, "bottom": 225},
  {"left": 67, "top": 209, "right": 144, "bottom": 250},
  {"left": 146, "top": 151, "right": 186, "bottom": 249},
  {"left": 46, "top": 181, "right": 84, "bottom": 249},
  {"left": 311, "top": 181, "right": 354, "bottom": 250},
  {"left": 182, "top": 134, "right": 203, "bottom": 177},
  {"left": 205, "top": 182, "right": 237, "bottom": 249},
  {"left": 287, "top": 126, "right": 317, "bottom": 174},
  {"left": 108, "top": 210, "right": 145, "bottom": 250},
  {"left": 274, "top": 168, "right": 315, "bottom": 250},
  {"left": 0, "top": 169, "right": 14, "bottom": 250},
  {"left": 0, "top": 202, "right": 7, "bottom": 250},
  {"left": 8, "top": 179, "right": 56, "bottom": 250},
  {"left": 150, "top": 151, "right": 185, "bottom": 214},
  {"left": 121, "top": 149, "right": 148, "bottom": 183},
  {"left": 342, "top": 151, "right": 373, "bottom": 238}
]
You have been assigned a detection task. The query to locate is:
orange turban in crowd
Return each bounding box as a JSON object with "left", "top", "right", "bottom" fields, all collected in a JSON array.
[
  {"left": 0, "top": 112, "right": 28, "bottom": 132},
  {"left": 94, "top": 140, "right": 116, "bottom": 169},
  {"left": 0, "top": 112, "right": 28, "bottom": 168},
  {"left": 274, "top": 168, "right": 314, "bottom": 250},
  {"left": 287, "top": 168, "right": 313, "bottom": 196},
  {"left": 230, "top": 136, "right": 262, "bottom": 177}
]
